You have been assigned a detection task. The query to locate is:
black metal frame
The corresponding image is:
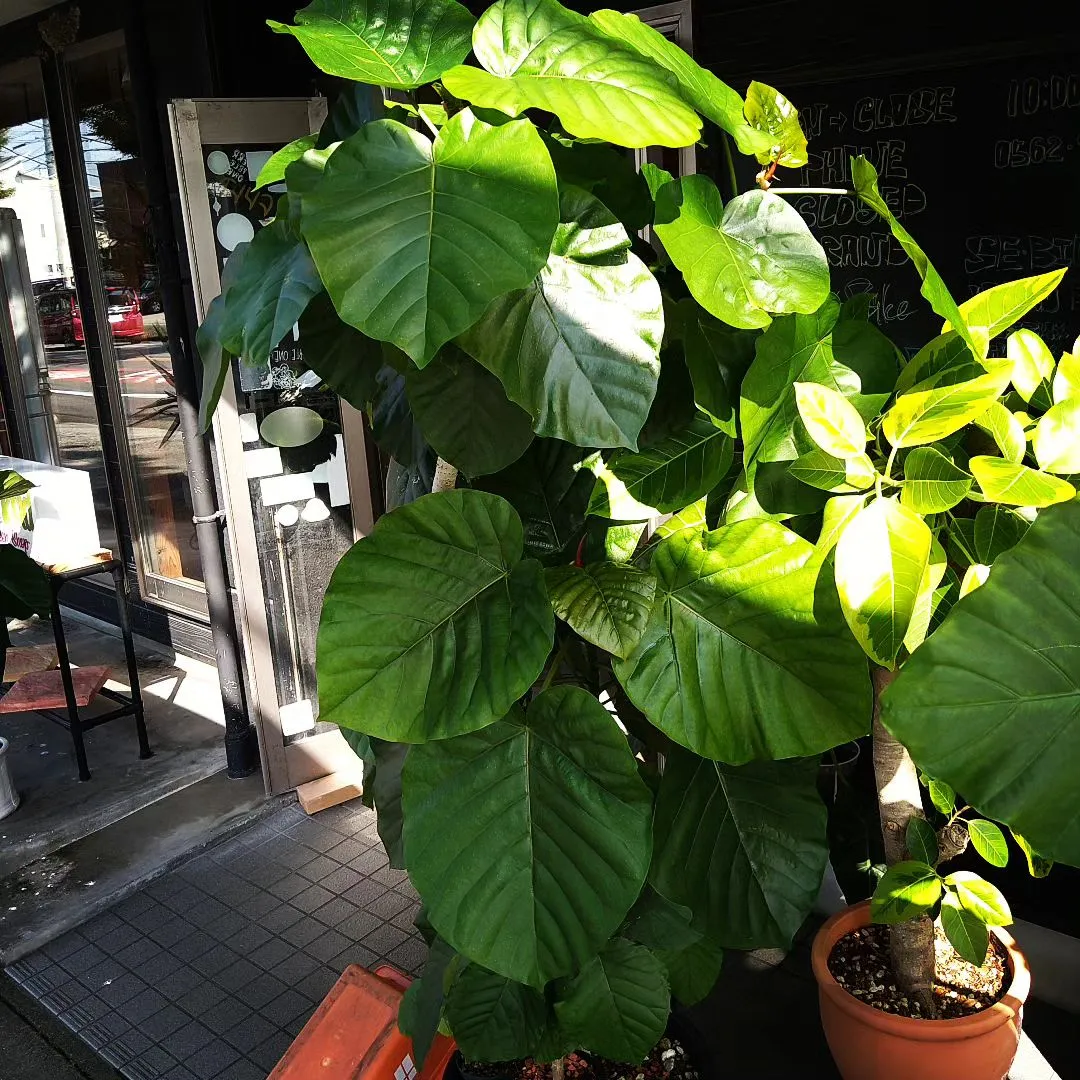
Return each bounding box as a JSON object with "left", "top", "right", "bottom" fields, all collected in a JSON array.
[{"left": 46, "top": 559, "right": 150, "bottom": 781}]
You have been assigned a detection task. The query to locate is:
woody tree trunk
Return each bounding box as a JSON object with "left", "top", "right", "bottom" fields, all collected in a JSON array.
[{"left": 872, "top": 666, "right": 937, "bottom": 1015}]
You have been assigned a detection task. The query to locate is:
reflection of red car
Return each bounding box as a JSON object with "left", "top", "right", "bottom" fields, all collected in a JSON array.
[{"left": 37, "top": 287, "right": 145, "bottom": 345}]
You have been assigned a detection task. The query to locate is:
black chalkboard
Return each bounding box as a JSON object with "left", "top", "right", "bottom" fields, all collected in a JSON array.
[{"left": 743, "top": 53, "right": 1080, "bottom": 356}]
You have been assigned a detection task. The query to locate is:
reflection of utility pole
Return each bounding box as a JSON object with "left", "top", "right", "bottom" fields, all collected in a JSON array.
[{"left": 42, "top": 119, "right": 71, "bottom": 285}]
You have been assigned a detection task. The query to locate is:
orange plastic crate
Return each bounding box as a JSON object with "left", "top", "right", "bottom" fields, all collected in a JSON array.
[{"left": 269, "top": 964, "right": 455, "bottom": 1080}]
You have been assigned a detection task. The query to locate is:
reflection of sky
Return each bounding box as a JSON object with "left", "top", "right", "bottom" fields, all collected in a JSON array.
[{"left": 1, "top": 117, "right": 129, "bottom": 196}]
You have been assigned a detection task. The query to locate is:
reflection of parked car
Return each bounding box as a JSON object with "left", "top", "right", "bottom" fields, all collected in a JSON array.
[
  {"left": 138, "top": 278, "right": 162, "bottom": 315},
  {"left": 36, "top": 287, "right": 145, "bottom": 345}
]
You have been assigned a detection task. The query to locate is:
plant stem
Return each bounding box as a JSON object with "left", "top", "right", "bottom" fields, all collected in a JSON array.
[
  {"left": 432, "top": 457, "right": 458, "bottom": 494},
  {"left": 540, "top": 637, "right": 571, "bottom": 692},
  {"left": 872, "top": 666, "right": 937, "bottom": 1016},
  {"left": 550, "top": 1057, "right": 566, "bottom": 1080},
  {"left": 720, "top": 134, "right": 739, "bottom": 200}
]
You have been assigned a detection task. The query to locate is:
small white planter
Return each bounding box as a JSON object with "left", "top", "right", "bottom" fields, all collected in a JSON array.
[{"left": 0, "top": 736, "right": 19, "bottom": 820}]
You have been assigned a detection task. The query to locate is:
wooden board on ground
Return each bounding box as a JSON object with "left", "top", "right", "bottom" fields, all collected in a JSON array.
[
  {"left": 297, "top": 770, "right": 364, "bottom": 815},
  {"left": 0, "top": 665, "right": 111, "bottom": 714}
]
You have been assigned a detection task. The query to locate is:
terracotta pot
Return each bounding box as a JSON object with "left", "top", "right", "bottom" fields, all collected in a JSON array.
[{"left": 811, "top": 901, "right": 1030, "bottom": 1080}]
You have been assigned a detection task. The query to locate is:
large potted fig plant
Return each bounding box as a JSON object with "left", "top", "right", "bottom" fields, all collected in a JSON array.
[{"left": 198, "top": 1, "right": 1080, "bottom": 1077}]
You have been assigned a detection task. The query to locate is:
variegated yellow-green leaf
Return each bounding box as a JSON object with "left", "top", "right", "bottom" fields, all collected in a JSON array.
[
  {"left": 1053, "top": 351, "right": 1080, "bottom": 404},
  {"left": 900, "top": 447, "right": 972, "bottom": 514},
  {"left": 587, "top": 458, "right": 657, "bottom": 521},
  {"left": 1007, "top": 328, "right": 1055, "bottom": 403},
  {"left": 794, "top": 381, "right": 867, "bottom": 458},
  {"left": 904, "top": 535, "right": 947, "bottom": 653},
  {"left": 1033, "top": 398, "right": 1080, "bottom": 474},
  {"left": 895, "top": 332, "right": 973, "bottom": 394},
  {"left": 959, "top": 563, "right": 990, "bottom": 597},
  {"left": 790, "top": 450, "right": 874, "bottom": 493},
  {"left": 947, "top": 269, "right": 1066, "bottom": 346},
  {"left": 814, "top": 494, "right": 867, "bottom": 560},
  {"left": 656, "top": 499, "right": 706, "bottom": 540},
  {"left": 870, "top": 860, "right": 941, "bottom": 924},
  {"left": 974, "top": 401, "right": 1026, "bottom": 464},
  {"left": 743, "top": 81, "right": 808, "bottom": 167},
  {"left": 882, "top": 361, "right": 1012, "bottom": 448},
  {"left": 835, "top": 497, "right": 932, "bottom": 667},
  {"left": 969, "top": 456, "right": 1076, "bottom": 508}
]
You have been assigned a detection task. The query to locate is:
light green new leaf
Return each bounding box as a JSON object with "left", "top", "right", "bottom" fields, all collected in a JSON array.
[
  {"left": 883, "top": 500, "right": 1080, "bottom": 863},
  {"left": 870, "top": 860, "right": 941, "bottom": 924},
  {"left": 268, "top": 0, "right": 474, "bottom": 88},
  {"left": 444, "top": 0, "right": 700, "bottom": 148},
  {"left": 403, "top": 686, "right": 653, "bottom": 987},
  {"left": 901, "top": 447, "right": 972, "bottom": 514},
  {"left": 586, "top": 458, "right": 656, "bottom": 522},
  {"left": 928, "top": 778, "right": 956, "bottom": 815},
  {"left": 615, "top": 519, "right": 871, "bottom": 763},
  {"left": 851, "top": 156, "right": 983, "bottom": 358},
  {"left": 460, "top": 186, "right": 662, "bottom": 450},
  {"left": 302, "top": 111, "right": 558, "bottom": 366},
  {"left": 1012, "top": 831, "right": 1053, "bottom": 878},
  {"left": 654, "top": 178, "right": 830, "bottom": 330},
  {"left": 794, "top": 381, "right": 867, "bottom": 458},
  {"left": 969, "top": 456, "right": 1076, "bottom": 508},
  {"left": 586, "top": 9, "right": 770, "bottom": 155},
  {"left": 1033, "top": 398, "right": 1080, "bottom": 474},
  {"left": 651, "top": 750, "right": 829, "bottom": 948},
  {"left": 975, "top": 401, "right": 1026, "bottom": 465},
  {"left": 444, "top": 966, "right": 548, "bottom": 1061},
  {"left": 790, "top": 450, "right": 874, "bottom": 494},
  {"left": 814, "top": 494, "right": 867, "bottom": 560},
  {"left": 545, "top": 563, "right": 656, "bottom": 658},
  {"left": 948, "top": 269, "right": 1066, "bottom": 346},
  {"left": 1008, "top": 329, "right": 1055, "bottom": 403},
  {"left": 835, "top": 497, "right": 932, "bottom": 668},
  {"left": 904, "top": 535, "right": 948, "bottom": 654},
  {"left": 554, "top": 939, "right": 669, "bottom": 1064},
  {"left": 941, "top": 892, "right": 989, "bottom": 966},
  {"left": 960, "top": 563, "right": 990, "bottom": 597},
  {"left": 607, "top": 415, "right": 733, "bottom": 513},
  {"left": 968, "top": 820, "right": 1009, "bottom": 868},
  {"left": 906, "top": 817, "right": 938, "bottom": 866},
  {"left": 944, "top": 871, "right": 1012, "bottom": 925},
  {"left": 317, "top": 490, "right": 553, "bottom": 742},
  {"left": 973, "top": 505, "right": 1028, "bottom": 564},
  {"left": 882, "top": 361, "right": 1012, "bottom": 447},
  {"left": 406, "top": 345, "right": 533, "bottom": 478},
  {"left": 655, "top": 498, "right": 706, "bottom": 540},
  {"left": 254, "top": 133, "right": 319, "bottom": 189},
  {"left": 743, "top": 81, "right": 808, "bottom": 167},
  {"left": 1053, "top": 351, "right": 1080, "bottom": 404}
]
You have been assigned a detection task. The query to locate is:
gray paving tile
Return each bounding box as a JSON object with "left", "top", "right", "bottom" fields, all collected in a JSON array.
[
  {"left": 216, "top": 1059, "right": 265, "bottom": 1080},
  {"left": 279, "top": 918, "right": 324, "bottom": 950},
  {"left": 262, "top": 988, "right": 313, "bottom": 1027},
  {"left": 390, "top": 904, "right": 423, "bottom": 933},
  {"left": 82, "top": 911, "right": 126, "bottom": 938},
  {"left": 312, "top": 896, "right": 359, "bottom": 928},
  {"left": 80, "top": 1010, "right": 131, "bottom": 1049},
  {"left": 91, "top": 922, "right": 144, "bottom": 956},
  {"left": 171, "top": 931, "right": 217, "bottom": 963},
  {"left": 245, "top": 890, "right": 281, "bottom": 918},
  {"left": 221, "top": 1011, "right": 277, "bottom": 1054},
  {"left": 201, "top": 996, "right": 253, "bottom": 1037},
  {"left": 100, "top": 971, "right": 151, "bottom": 1008},
  {"left": 113, "top": 891, "right": 157, "bottom": 921},
  {"left": 367, "top": 889, "right": 414, "bottom": 921},
  {"left": 42, "top": 930, "right": 89, "bottom": 962},
  {"left": 291, "top": 884, "right": 335, "bottom": 914},
  {"left": 203, "top": 910, "right": 248, "bottom": 942},
  {"left": 269, "top": 949, "right": 321, "bottom": 986},
  {"left": 228, "top": 923, "right": 274, "bottom": 954},
  {"left": 120, "top": 1043, "right": 178, "bottom": 1080},
  {"left": 319, "top": 865, "right": 363, "bottom": 893},
  {"left": 370, "top": 865, "right": 409, "bottom": 888},
  {"left": 162, "top": 1019, "right": 216, "bottom": 1060},
  {"left": 143, "top": 1004, "right": 191, "bottom": 1042},
  {"left": 191, "top": 945, "right": 242, "bottom": 979},
  {"left": 325, "top": 838, "right": 373, "bottom": 865},
  {"left": 43, "top": 977, "right": 91, "bottom": 1012},
  {"left": 361, "top": 922, "right": 410, "bottom": 956},
  {"left": 177, "top": 981, "right": 229, "bottom": 1019},
  {"left": 185, "top": 1038, "right": 241, "bottom": 1080},
  {"left": 58, "top": 942, "right": 109, "bottom": 976},
  {"left": 249, "top": 937, "right": 294, "bottom": 971},
  {"left": 213, "top": 873, "right": 260, "bottom": 907},
  {"left": 387, "top": 936, "right": 428, "bottom": 976},
  {"left": 305, "top": 928, "right": 350, "bottom": 963},
  {"left": 20, "top": 963, "right": 68, "bottom": 995},
  {"left": 148, "top": 920, "right": 194, "bottom": 951},
  {"left": 285, "top": 820, "right": 342, "bottom": 854},
  {"left": 329, "top": 942, "right": 379, "bottom": 973},
  {"left": 100, "top": 1028, "right": 153, "bottom": 1068},
  {"left": 296, "top": 854, "right": 338, "bottom": 883},
  {"left": 261, "top": 904, "right": 304, "bottom": 935},
  {"left": 353, "top": 848, "right": 389, "bottom": 875},
  {"left": 157, "top": 965, "right": 203, "bottom": 999},
  {"left": 341, "top": 878, "right": 387, "bottom": 908},
  {"left": 248, "top": 1029, "right": 294, "bottom": 1072},
  {"left": 134, "top": 949, "right": 184, "bottom": 983},
  {"left": 157, "top": 883, "right": 205, "bottom": 914},
  {"left": 162, "top": 1065, "right": 199, "bottom": 1080},
  {"left": 267, "top": 874, "right": 307, "bottom": 902},
  {"left": 295, "top": 966, "right": 338, "bottom": 1003},
  {"left": 127, "top": 901, "right": 174, "bottom": 935},
  {"left": 213, "top": 958, "right": 261, "bottom": 995},
  {"left": 235, "top": 972, "right": 288, "bottom": 1010},
  {"left": 336, "top": 908, "right": 382, "bottom": 942},
  {"left": 58, "top": 994, "right": 111, "bottom": 1030},
  {"left": 186, "top": 897, "right": 232, "bottom": 929},
  {"left": 123, "top": 986, "right": 170, "bottom": 1025},
  {"left": 115, "top": 937, "right": 164, "bottom": 970}
]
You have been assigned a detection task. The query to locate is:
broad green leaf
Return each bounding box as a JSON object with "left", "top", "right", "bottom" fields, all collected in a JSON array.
[
  {"left": 870, "top": 860, "right": 941, "bottom": 924},
  {"left": 370, "top": 361, "right": 431, "bottom": 469},
  {"left": 968, "top": 820, "right": 1009, "bottom": 868},
  {"left": 600, "top": 521, "right": 647, "bottom": 563},
  {"left": 444, "top": 966, "right": 547, "bottom": 1061},
  {"left": 398, "top": 937, "right": 458, "bottom": 1067},
  {"left": 895, "top": 332, "right": 974, "bottom": 394},
  {"left": 835, "top": 497, "right": 932, "bottom": 667},
  {"left": 943, "top": 871, "right": 1012, "bottom": 925},
  {"left": 554, "top": 939, "right": 669, "bottom": 1063},
  {"left": 640, "top": 162, "right": 674, "bottom": 200},
  {"left": 196, "top": 291, "right": 232, "bottom": 433},
  {"left": 586, "top": 458, "right": 657, "bottom": 521},
  {"left": 1007, "top": 328, "right": 1055, "bottom": 402},
  {"left": 743, "top": 81, "right": 808, "bottom": 167},
  {"left": 973, "top": 505, "right": 1028, "bottom": 564},
  {"left": 460, "top": 186, "right": 662, "bottom": 450},
  {"left": 969, "top": 456, "right": 1076, "bottom": 508},
  {"left": 651, "top": 749, "right": 829, "bottom": 948},
  {"left": 882, "top": 362, "right": 1012, "bottom": 448},
  {"left": 1011, "top": 831, "right": 1053, "bottom": 878},
  {"left": 927, "top": 778, "right": 956, "bottom": 815},
  {"left": 587, "top": 10, "right": 770, "bottom": 156},
  {"left": 753, "top": 461, "right": 832, "bottom": 517},
  {"left": 655, "top": 498, "right": 706, "bottom": 540},
  {"left": 948, "top": 270, "right": 1066, "bottom": 345},
  {"left": 402, "top": 686, "right": 653, "bottom": 986},
  {"left": 941, "top": 892, "right": 989, "bottom": 966},
  {"left": 790, "top": 450, "right": 874, "bottom": 493},
  {"left": 620, "top": 888, "right": 700, "bottom": 952},
  {"left": 268, "top": 0, "right": 474, "bottom": 88},
  {"left": 406, "top": 345, "right": 533, "bottom": 478},
  {"left": 974, "top": 401, "right": 1026, "bottom": 464},
  {"left": 901, "top": 447, "right": 972, "bottom": 514},
  {"left": 445, "top": 0, "right": 701, "bottom": 148},
  {"left": 606, "top": 415, "right": 733, "bottom": 513},
  {"left": 883, "top": 500, "right": 1080, "bottom": 863},
  {"left": 851, "top": 156, "right": 983, "bottom": 358},
  {"left": 655, "top": 937, "right": 723, "bottom": 1007},
  {"left": 317, "top": 490, "right": 553, "bottom": 742},
  {"left": 0, "top": 544, "right": 51, "bottom": 622},
  {"left": 615, "top": 519, "right": 871, "bottom": 763},
  {"left": 255, "top": 133, "right": 318, "bottom": 189},
  {"left": 1053, "top": 351, "right": 1080, "bottom": 404},
  {"left": 904, "top": 535, "right": 948, "bottom": 654},
  {"left": 1033, "top": 398, "right": 1080, "bottom": 474},
  {"left": 545, "top": 136, "right": 653, "bottom": 231},
  {"left": 366, "top": 738, "right": 408, "bottom": 867},
  {"left": 302, "top": 111, "right": 558, "bottom": 366},
  {"left": 831, "top": 300, "right": 901, "bottom": 394},
  {"left": 959, "top": 563, "right": 990, "bottom": 597},
  {"left": 296, "top": 291, "right": 385, "bottom": 411},
  {"left": 814, "top": 494, "right": 867, "bottom": 559},
  {"left": 794, "top": 381, "right": 867, "bottom": 458},
  {"left": 545, "top": 563, "right": 656, "bottom": 659},
  {"left": 475, "top": 438, "right": 593, "bottom": 561},
  {"left": 654, "top": 178, "right": 830, "bottom": 330},
  {"left": 906, "top": 817, "right": 938, "bottom": 865}
]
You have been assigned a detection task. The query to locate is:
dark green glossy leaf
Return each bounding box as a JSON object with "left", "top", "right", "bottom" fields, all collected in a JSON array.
[
  {"left": 651, "top": 749, "right": 829, "bottom": 948},
  {"left": 655, "top": 937, "right": 723, "bottom": 1007},
  {"left": 973, "top": 505, "right": 1028, "bottom": 564},
  {"left": 444, "top": 966, "right": 547, "bottom": 1061},
  {"left": 620, "top": 888, "right": 700, "bottom": 952},
  {"left": 941, "top": 893, "right": 989, "bottom": 966},
  {"left": 196, "top": 291, "right": 232, "bottom": 433},
  {"left": 297, "top": 291, "right": 384, "bottom": 411},
  {"left": 302, "top": 111, "right": 558, "bottom": 366},
  {"left": 906, "top": 817, "right": 938, "bottom": 866},
  {"left": 368, "top": 739, "right": 408, "bottom": 867},
  {"left": 0, "top": 544, "right": 51, "bottom": 621},
  {"left": 369, "top": 362, "right": 428, "bottom": 468},
  {"left": 255, "top": 134, "right": 319, "bottom": 189},
  {"left": 460, "top": 186, "right": 662, "bottom": 450},
  {"left": 831, "top": 298, "right": 901, "bottom": 394},
  {"left": 318, "top": 82, "right": 379, "bottom": 146},
  {"left": 268, "top": 0, "right": 474, "bottom": 89},
  {"left": 402, "top": 686, "right": 653, "bottom": 987},
  {"left": 545, "top": 563, "right": 655, "bottom": 659},
  {"left": 545, "top": 136, "right": 653, "bottom": 232},
  {"left": 317, "top": 490, "right": 552, "bottom": 742},
  {"left": 398, "top": 937, "right": 458, "bottom": 1067},
  {"left": 870, "top": 860, "right": 941, "bottom": 924}
]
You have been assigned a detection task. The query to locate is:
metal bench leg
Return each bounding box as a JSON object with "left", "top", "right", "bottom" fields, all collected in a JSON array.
[
  {"left": 112, "top": 562, "right": 152, "bottom": 761},
  {"left": 51, "top": 583, "right": 90, "bottom": 782}
]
